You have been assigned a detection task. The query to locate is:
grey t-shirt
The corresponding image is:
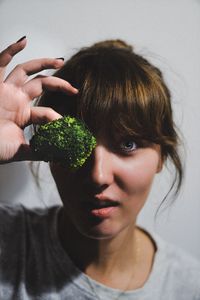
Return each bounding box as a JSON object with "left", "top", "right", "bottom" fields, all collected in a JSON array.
[{"left": 0, "top": 205, "right": 200, "bottom": 300}]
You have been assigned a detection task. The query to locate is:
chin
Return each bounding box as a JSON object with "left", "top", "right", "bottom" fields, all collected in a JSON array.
[
  {"left": 75, "top": 219, "right": 129, "bottom": 241},
  {"left": 83, "top": 229, "right": 118, "bottom": 240}
]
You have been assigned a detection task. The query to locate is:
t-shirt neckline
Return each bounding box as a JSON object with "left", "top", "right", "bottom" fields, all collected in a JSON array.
[{"left": 49, "top": 206, "right": 167, "bottom": 298}]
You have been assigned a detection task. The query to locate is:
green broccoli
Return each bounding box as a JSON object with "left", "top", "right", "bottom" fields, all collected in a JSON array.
[{"left": 30, "top": 116, "right": 96, "bottom": 170}]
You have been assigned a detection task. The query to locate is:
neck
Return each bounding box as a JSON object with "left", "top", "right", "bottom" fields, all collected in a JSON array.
[{"left": 58, "top": 208, "right": 139, "bottom": 276}]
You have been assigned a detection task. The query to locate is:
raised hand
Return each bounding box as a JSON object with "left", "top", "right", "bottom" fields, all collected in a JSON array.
[{"left": 0, "top": 37, "right": 78, "bottom": 164}]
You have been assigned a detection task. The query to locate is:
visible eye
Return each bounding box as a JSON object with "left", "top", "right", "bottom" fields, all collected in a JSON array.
[{"left": 119, "top": 140, "right": 138, "bottom": 153}]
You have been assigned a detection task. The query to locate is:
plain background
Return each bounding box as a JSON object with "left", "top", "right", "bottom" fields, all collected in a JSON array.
[{"left": 0, "top": 0, "right": 200, "bottom": 261}]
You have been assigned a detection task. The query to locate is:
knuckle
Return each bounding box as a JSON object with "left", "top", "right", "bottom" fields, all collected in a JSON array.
[
  {"left": 6, "top": 44, "right": 13, "bottom": 53},
  {"left": 57, "top": 82, "right": 65, "bottom": 91},
  {"left": 6, "top": 44, "right": 17, "bottom": 56},
  {"left": 41, "top": 59, "right": 54, "bottom": 69},
  {"left": 41, "top": 62, "right": 47, "bottom": 69},
  {"left": 56, "top": 81, "right": 63, "bottom": 88}
]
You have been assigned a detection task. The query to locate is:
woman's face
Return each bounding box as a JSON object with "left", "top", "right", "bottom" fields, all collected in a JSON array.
[{"left": 50, "top": 135, "right": 162, "bottom": 240}]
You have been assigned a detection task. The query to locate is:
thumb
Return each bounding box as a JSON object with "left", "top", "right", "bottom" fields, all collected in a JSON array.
[{"left": 23, "top": 106, "right": 63, "bottom": 161}]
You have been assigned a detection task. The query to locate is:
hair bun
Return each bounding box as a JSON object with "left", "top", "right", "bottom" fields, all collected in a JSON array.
[{"left": 92, "top": 39, "right": 133, "bottom": 52}]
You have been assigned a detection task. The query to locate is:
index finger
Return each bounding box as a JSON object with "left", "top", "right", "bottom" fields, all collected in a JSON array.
[{"left": 5, "top": 57, "right": 66, "bottom": 86}]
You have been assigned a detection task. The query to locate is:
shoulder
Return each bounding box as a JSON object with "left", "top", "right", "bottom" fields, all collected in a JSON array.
[
  {"left": 0, "top": 204, "right": 61, "bottom": 232},
  {"left": 158, "top": 235, "right": 200, "bottom": 298},
  {"left": 0, "top": 204, "right": 62, "bottom": 258},
  {"left": 0, "top": 203, "right": 61, "bottom": 215},
  {"left": 139, "top": 226, "right": 200, "bottom": 298},
  {"left": 154, "top": 232, "right": 200, "bottom": 273},
  {"left": 140, "top": 225, "right": 200, "bottom": 269}
]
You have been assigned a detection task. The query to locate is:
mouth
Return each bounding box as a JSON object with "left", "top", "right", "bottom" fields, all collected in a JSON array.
[
  {"left": 82, "top": 198, "right": 120, "bottom": 218},
  {"left": 85, "top": 199, "right": 120, "bottom": 209}
]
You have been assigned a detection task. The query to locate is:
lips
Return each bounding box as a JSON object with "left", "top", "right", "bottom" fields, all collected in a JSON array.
[
  {"left": 90, "top": 206, "right": 117, "bottom": 218},
  {"left": 82, "top": 196, "right": 120, "bottom": 218}
]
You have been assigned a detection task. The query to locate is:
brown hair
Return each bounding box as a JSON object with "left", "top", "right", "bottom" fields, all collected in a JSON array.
[{"left": 38, "top": 39, "right": 183, "bottom": 210}]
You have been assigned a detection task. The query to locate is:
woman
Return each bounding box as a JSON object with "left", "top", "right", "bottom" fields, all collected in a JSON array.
[{"left": 0, "top": 36, "right": 199, "bottom": 300}]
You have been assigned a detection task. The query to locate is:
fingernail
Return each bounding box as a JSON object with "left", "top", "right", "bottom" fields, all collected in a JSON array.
[
  {"left": 16, "top": 36, "right": 26, "bottom": 43},
  {"left": 56, "top": 57, "right": 64, "bottom": 61}
]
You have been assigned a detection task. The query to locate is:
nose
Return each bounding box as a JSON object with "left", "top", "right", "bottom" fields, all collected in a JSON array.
[{"left": 88, "top": 144, "right": 114, "bottom": 191}]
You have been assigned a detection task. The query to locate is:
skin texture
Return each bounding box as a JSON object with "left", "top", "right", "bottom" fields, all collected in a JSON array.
[
  {"left": 50, "top": 136, "right": 163, "bottom": 289},
  {"left": 0, "top": 37, "right": 78, "bottom": 163},
  {"left": 51, "top": 138, "right": 162, "bottom": 238}
]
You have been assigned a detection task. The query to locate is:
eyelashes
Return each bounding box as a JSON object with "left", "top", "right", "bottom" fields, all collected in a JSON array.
[{"left": 119, "top": 140, "right": 138, "bottom": 153}]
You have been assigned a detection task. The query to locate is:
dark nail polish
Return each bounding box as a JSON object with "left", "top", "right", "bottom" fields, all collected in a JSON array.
[
  {"left": 56, "top": 57, "right": 64, "bottom": 61},
  {"left": 16, "top": 36, "right": 26, "bottom": 43}
]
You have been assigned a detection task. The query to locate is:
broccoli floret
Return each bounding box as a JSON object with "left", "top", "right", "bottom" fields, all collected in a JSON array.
[{"left": 30, "top": 116, "right": 96, "bottom": 170}]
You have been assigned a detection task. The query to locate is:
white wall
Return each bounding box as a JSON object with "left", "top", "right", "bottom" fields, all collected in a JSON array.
[{"left": 0, "top": 0, "right": 200, "bottom": 260}]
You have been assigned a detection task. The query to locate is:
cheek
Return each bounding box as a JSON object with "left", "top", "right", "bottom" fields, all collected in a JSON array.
[
  {"left": 118, "top": 150, "right": 160, "bottom": 199},
  {"left": 117, "top": 164, "right": 156, "bottom": 217}
]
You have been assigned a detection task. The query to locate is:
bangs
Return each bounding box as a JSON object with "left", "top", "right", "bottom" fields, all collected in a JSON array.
[
  {"left": 39, "top": 47, "right": 168, "bottom": 145},
  {"left": 76, "top": 56, "right": 161, "bottom": 144},
  {"left": 77, "top": 74, "right": 145, "bottom": 141}
]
